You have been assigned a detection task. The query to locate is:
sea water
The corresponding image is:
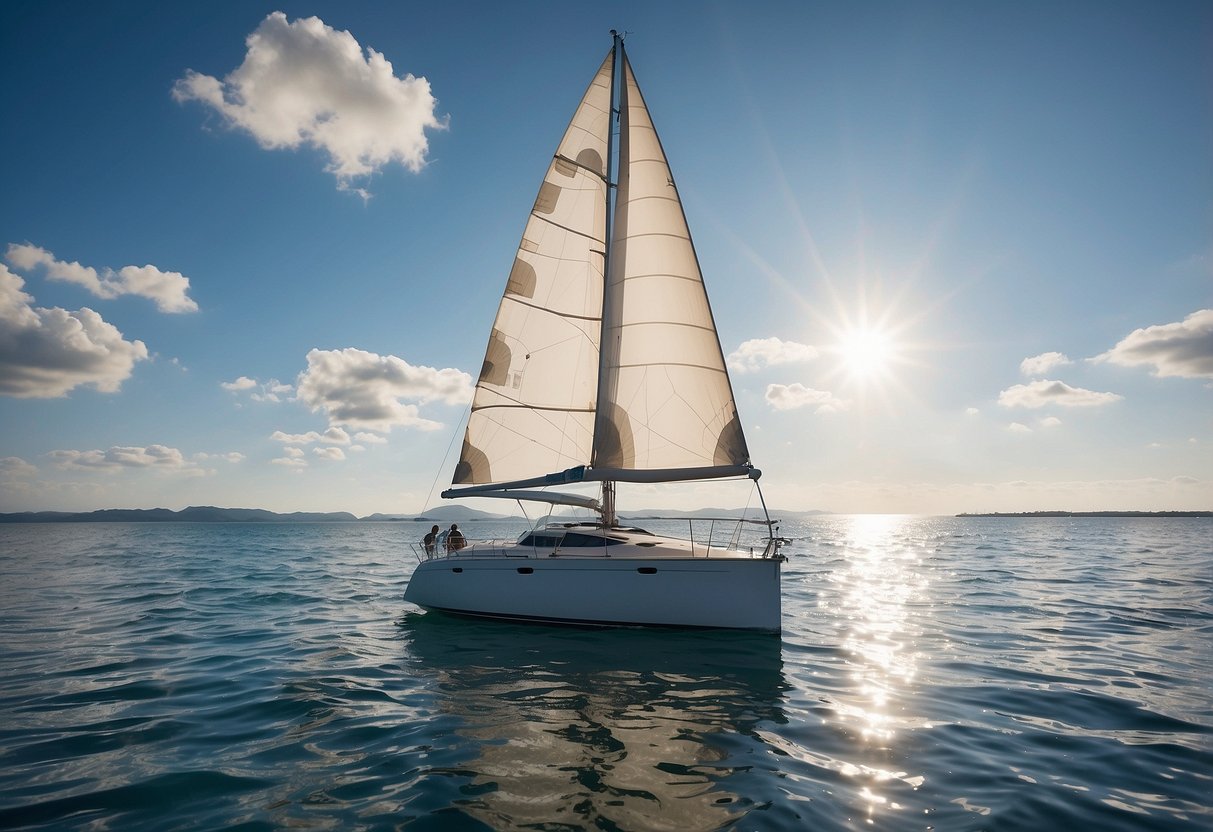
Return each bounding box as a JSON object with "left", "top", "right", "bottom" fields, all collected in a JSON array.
[{"left": 0, "top": 516, "right": 1209, "bottom": 830}]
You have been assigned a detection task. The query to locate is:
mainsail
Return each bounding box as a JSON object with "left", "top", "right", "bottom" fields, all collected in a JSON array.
[
  {"left": 449, "top": 38, "right": 751, "bottom": 501},
  {"left": 452, "top": 50, "right": 614, "bottom": 486}
]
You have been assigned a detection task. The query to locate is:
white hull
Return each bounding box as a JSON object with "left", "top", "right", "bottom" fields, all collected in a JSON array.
[{"left": 405, "top": 554, "right": 781, "bottom": 632}]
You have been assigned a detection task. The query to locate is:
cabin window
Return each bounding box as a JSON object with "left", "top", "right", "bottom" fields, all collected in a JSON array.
[
  {"left": 560, "top": 532, "right": 625, "bottom": 548},
  {"left": 517, "top": 533, "right": 564, "bottom": 548}
]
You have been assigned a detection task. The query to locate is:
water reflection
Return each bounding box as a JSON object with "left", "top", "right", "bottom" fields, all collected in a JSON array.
[
  {"left": 399, "top": 614, "right": 787, "bottom": 830},
  {"left": 813, "top": 515, "right": 932, "bottom": 822}
]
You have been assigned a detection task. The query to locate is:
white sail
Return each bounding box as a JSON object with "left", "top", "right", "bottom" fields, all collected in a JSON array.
[
  {"left": 453, "top": 50, "right": 614, "bottom": 485},
  {"left": 592, "top": 54, "right": 750, "bottom": 474},
  {"left": 451, "top": 44, "right": 750, "bottom": 493}
]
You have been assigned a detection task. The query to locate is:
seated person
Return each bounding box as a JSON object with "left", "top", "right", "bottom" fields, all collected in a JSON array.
[{"left": 446, "top": 523, "right": 467, "bottom": 552}]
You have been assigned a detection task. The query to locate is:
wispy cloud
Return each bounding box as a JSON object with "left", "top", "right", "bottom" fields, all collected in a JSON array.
[
  {"left": 295, "top": 347, "right": 471, "bottom": 432},
  {"left": 0, "top": 265, "right": 148, "bottom": 398},
  {"left": 1020, "top": 351, "right": 1071, "bottom": 376},
  {"left": 0, "top": 456, "right": 38, "bottom": 478},
  {"left": 270, "top": 427, "right": 351, "bottom": 445},
  {"left": 997, "top": 379, "right": 1122, "bottom": 409},
  {"left": 764, "top": 383, "right": 847, "bottom": 413},
  {"left": 1092, "top": 308, "right": 1213, "bottom": 379},
  {"left": 727, "top": 337, "right": 819, "bottom": 373},
  {"left": 6, "top": 243, "right": 197, "bottom": 313},
  {"left": 49, "top": 444, "right": 192, "bottom": 471},
  {"left": 173, "top": 12, "right": 446, "bottom": 191},
  {"left": 223, "top": 376, "right": 294, "bottom": 402}
]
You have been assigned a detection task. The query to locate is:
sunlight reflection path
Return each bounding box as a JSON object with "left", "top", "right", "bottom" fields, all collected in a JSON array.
[{"left": 821, "top": 514, "right": 932, "bottom": 823}]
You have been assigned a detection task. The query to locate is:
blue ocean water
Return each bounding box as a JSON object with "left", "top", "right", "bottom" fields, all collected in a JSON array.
[{"left": 0, "top": 516, "right": 1209, "bottom": 830}]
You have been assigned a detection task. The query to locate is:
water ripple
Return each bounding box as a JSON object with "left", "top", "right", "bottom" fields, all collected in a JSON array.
[{"left": 0, "top": 517, "right": 1209, "bottom": 829}]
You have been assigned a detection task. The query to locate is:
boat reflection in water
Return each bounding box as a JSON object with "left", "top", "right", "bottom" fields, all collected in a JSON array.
[{"left": 398, "top": 613, "right": 787, "bottom": 830}]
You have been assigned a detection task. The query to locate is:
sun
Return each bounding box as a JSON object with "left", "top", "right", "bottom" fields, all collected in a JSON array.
[{"left": 837, "top": 326, "right": 894, "bottom": 381}]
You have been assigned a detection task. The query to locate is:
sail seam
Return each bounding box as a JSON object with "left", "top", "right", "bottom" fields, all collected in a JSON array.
[
  {"left": 613, "top": 320, "right": 715, "bottom": 333},
  {"left": 502, "top": 294, "right": 601, "bottom": 323},
  {"left": 471, "top": 403, "right": 596, "bottom": 414},
  {"left": 614, "top": 362, "right": 727, "bottom": 372},
  {"left": 530, "top": 212, "right": 607, "bottom": 245},
  {"left": 553, "top": 153, "right": 609, "bottom": 183}
]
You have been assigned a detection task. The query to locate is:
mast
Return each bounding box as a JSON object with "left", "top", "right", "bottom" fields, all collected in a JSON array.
[{"left": 598, "top": 29, "right": 624, "bottom": 528}]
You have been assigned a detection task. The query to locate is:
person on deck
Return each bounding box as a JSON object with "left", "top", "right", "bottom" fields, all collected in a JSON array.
[
  {"left": 422, "top": 525, "right": 440, "bottom": 555},
  {"left": 446, "top": 523, "right": 467, "bottom": 552}
]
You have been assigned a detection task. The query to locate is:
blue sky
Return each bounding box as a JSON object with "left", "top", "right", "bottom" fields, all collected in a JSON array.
[{"left": 1, "top": 1, "right": 1209, "bottom": 515}]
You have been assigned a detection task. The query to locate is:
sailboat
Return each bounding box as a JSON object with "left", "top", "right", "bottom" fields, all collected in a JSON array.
[{"left": 404, "top": 32, "right": 785, "bottom": 631}]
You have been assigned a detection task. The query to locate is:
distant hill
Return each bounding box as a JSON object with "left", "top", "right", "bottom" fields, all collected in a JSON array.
[
  {"left": 0, "top": 506, "right": 358, "bottom": 523},
  {"left": 363, "top": 506, "right": 521, "bottom": 522},
  {"left": 0, "top": 505, "right": 830, "bottom": 524},
  {"left": 956, "top": 510, "right": 1212, "bottom": 518},
  {"left": 618, "top": 508, "right": 830, "bottom": 520}
]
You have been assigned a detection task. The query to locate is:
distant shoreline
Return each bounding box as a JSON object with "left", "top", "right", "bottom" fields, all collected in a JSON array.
[
  {"left": 956, "top": 511, "right": 1211, "bottom": 518},
  {"left": 0, "top": 505, "right": 829, "bottom": 524}
]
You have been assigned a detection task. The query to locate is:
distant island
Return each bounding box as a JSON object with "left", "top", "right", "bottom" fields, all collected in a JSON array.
[
  {"left": 956, "top": 511, "right": 1211, "bottom": 518},
  {"left": 0, "top": 505, "right": 830, "bottom": 524}
]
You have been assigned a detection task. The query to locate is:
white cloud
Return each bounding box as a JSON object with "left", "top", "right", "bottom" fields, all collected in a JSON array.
[
  {"left": 224, "top": 375, "right": 294, "bottom": 402},
  {"left": 283, "top": 447, "right": 305, "bottom": 459},
  {"left": 173, "top": 12, "right": 446, "bottom": 190},
  {"left": 48, "top": 444, "right": 191, "bottom": 471},
  {"left": 270, "top": 427, "right": 351, "bottom": 445},
  {"left": 354, "top": 431, "right": 388, "bottom": 444},
  {"left": 0, "top": 457, "right": 38, "bottom": 478},
  {"left": 1008, "top": 422, "right": 1032, "bottom": 433},
  {"left": 997, "top": 379, "right": 1122, "bottom": 409},
  {"left": 6, "top": 243, "right": 198, "bottom": 313},
  {"left": 1093, "top": 308, "right": 1213, "bottom": 379},
  {"left": 1039, "top": 416, "right": 1062, "bottom": 428},
  {"left": 194, "top": 451, "right": 245, "bottom": 463},
  {"left": 0, "top": 265, "right": 149, "bottom": 398},
  {"left": 221, "top": 376, "right": 257, "bottom": 391},
  {"left": 964, "top": 407, "right": 980, "bottom": 416},
  {"left": 764, "top": 383, "right": 848, "bottom": 413},
  {"left": 312, "top": 446, "right": 346, "bottom": 461},
  {"left": 295, "top": 347, "right": 471, "bottom": 432},
  {"left": 271, "top": 455, "right": 307, "bottom": 469},
  {"left": 1020, "top": 351, "right": 1071, "bottom": 376},
  {"left": 727, "top": 337, "right": 819, "bottom": 373}
]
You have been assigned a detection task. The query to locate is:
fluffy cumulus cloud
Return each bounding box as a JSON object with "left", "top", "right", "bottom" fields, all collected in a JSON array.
[
  {"left": 1093, "top": 309, "right": 1213, "bottom": 379},
  {"left": 295, "top": 347, "right": 472, "bottom": 432},
  {"left": 764, "top": 383, "right": 848, "bottom": 413},
  {"left": 727, "top": 337, "right": 819, "bottom": 373},
  {"left": 0, "top": 264, "right": 149, "bottom": 398},
  {"left": 1020, "top": 351, "right": 1070, "bottom": 377},
  {"left": 6, "top": 244, "right": 197, "bottom": 313},
  {"left": 997, "top": 379, "right": 1122, "bottom": 409},
  {"left": 173, "top": 12, "right": 446, "bottom": 190}
]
